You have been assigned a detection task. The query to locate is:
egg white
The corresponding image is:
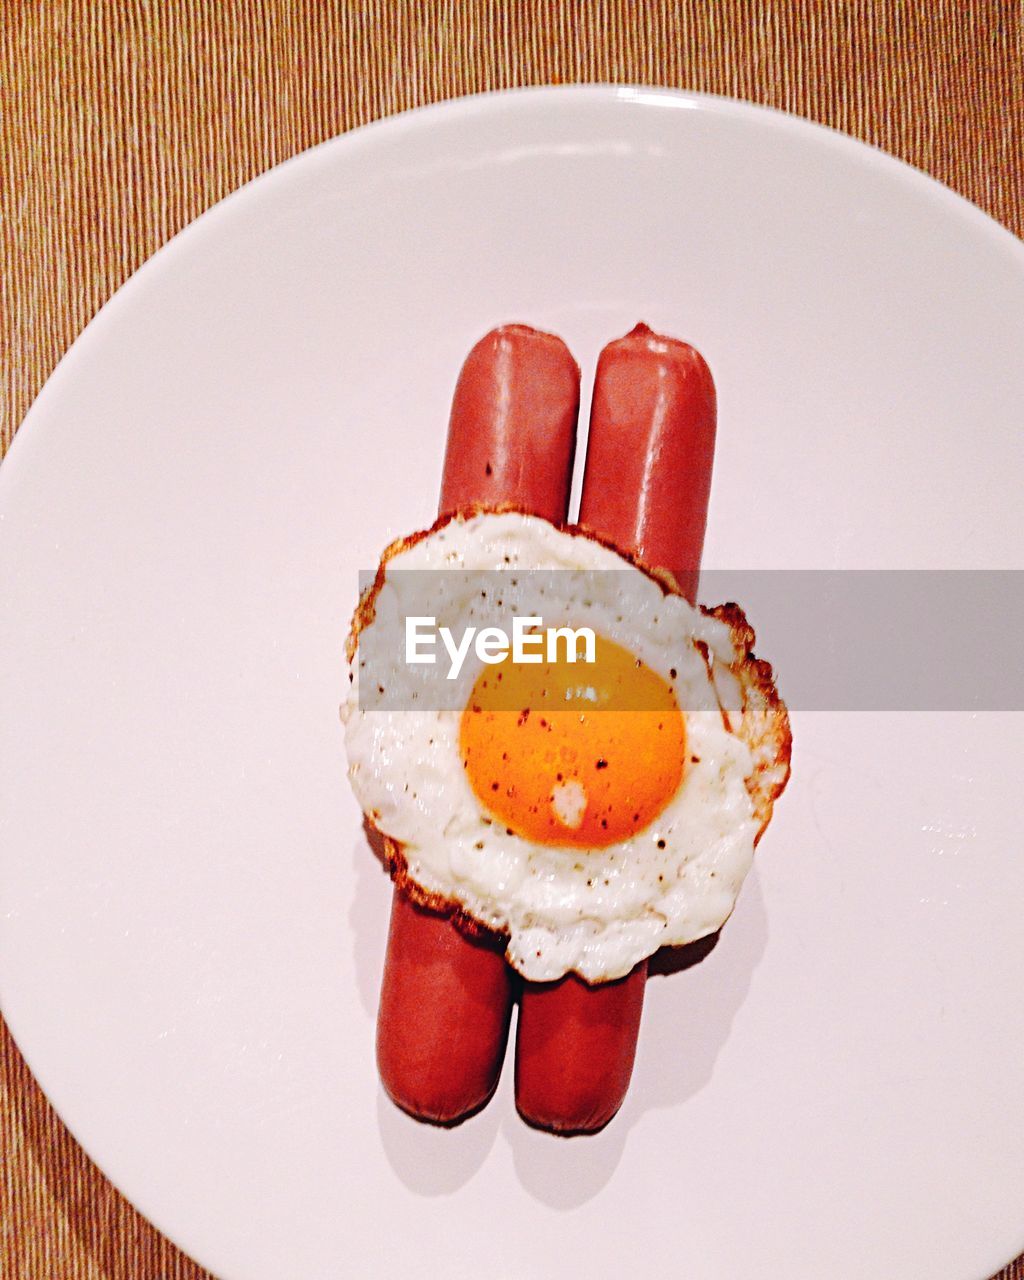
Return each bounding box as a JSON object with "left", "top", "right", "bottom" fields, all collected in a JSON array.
[{"left": 342, "top": 512, "right": 759, "bottom": 983}]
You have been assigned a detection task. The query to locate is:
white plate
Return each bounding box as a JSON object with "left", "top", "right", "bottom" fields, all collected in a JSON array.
[{"left": 2, "top": 86, "right": 1023, "bottom": 1280}]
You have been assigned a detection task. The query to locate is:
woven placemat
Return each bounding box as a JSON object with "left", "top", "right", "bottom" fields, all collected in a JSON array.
[{"left": 2, "top": 3, "right": 1022, "bottom": 1277}]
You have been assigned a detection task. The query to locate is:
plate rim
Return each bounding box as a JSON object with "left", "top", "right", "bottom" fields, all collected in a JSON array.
[{"left": 3, "top": 82, "right": 1023, "bottom": 483}]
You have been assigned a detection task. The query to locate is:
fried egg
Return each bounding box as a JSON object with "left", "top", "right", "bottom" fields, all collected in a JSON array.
[{"left": 342, "top": 510, "right": 790, "bottom": 983}]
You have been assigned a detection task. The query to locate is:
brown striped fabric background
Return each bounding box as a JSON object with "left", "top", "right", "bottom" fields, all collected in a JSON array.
[{"left": 1, "top": 3, "right": 1022, "bottom": 1277}]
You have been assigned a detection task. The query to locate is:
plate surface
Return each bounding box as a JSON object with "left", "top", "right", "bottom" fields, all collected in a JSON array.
[{"left": 2, "top": 87, "right": 1023, "bottom": 1280}]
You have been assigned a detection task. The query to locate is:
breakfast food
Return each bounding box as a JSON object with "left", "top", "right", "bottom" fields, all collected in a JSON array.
[
  {"left": 342, "top": 323, "right": 791, "bottom": 1132},
  {"left": 518, "top": 323, "right": 737, "bottom": 1130},
  {"left": 346, "top": 514, "right": 785, "bottom": 980},
  {"left": 373, "top": 325, "right": 578, "bottom": 1122}
]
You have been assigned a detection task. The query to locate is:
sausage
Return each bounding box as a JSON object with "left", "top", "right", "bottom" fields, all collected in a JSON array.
[
  {"left": 578, "top": 322, "right": 716, "bottom": 604},
  {"left": 439, "top": 323, "right": 580, "bottom": 519},
  {"left": 376, "top": 325, "right": 581, "bottom": 1122},
  {"left": 514, "top": 322, "right": 717, "bottom": 1132},
  {"left": 513, "top": 963, "right": 648, "bottom": 1134},
  {"left": 377, "top": 893, "right": 514, "bottom": 1122}
]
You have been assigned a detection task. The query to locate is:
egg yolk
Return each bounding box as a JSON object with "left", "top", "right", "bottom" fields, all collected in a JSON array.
[{"left": 459, "top": 634, "right": 686, "bottom": 848}]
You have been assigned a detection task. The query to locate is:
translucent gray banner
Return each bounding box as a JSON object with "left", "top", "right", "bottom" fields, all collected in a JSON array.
[{"left": 349, "top": 569, "right": 1024, "bottom": 711}]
